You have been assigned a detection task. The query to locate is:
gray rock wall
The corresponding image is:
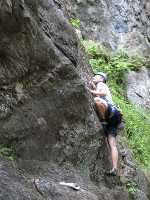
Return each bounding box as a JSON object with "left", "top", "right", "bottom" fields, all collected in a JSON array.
[
  {"left": 0, "top": 0, "right": 101, "bottom": 165},
  {"left": 68, "top": 0, "right": 150, "bottom": 57},
  {"left": 0, "top": 1, "right": 150, "bottom": 200},
  {"left": 125, "top": 67, "right": 150, "bottom": 108}
]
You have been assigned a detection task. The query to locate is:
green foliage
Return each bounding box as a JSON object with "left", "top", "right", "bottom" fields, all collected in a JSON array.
[
  {"left": 83, "top": 39, "right": 150, "bottom": 168},
  {"left": 82, "top": 40, "right": 110, "bottom": 61},
  {"left": 0, "top": 144, "right": 16, "bottom": 161},
  {"left": 82, "top": 40, "right": 98, "bottom": 56},
  {"left": 126, "top": 181, "right": 137, "bottom": 195},
  {"left": 111, "top": 86, "right": 150, "bottom": 167},
  {"left": 70, "top": 18, "right": 81, "bottom": 28},
  {"left": 109, "top": 52, "right": 144, "bottom": 81},
  {"left": 82, "top": 40, "right": 145, "bottom": 83}
]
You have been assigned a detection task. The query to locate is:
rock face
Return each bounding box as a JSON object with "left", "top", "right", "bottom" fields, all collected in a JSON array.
[
  {"left": 0, "top": 156, "right": 131, "bottom": 200},
  {"left": 67, "top": 0, "right": 150, "bottom": 57},
  {"left": 0, "top": 0, "right": 101, "bottom": 164},
  {"left": 125, "top": 67, "right": 150, "bottom": 108},
  {"left": 0, "top": 156, "right": 43, "bottom": 200},
  {"left": 0, "top": 0, "right": 150, "bottom": 200}
]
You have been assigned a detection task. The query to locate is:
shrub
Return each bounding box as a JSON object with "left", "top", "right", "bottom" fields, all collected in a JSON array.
[
  {"left": 82, "top": 40, "right": 145, "bottom": 83},
  {"left": 126, "top": 181, "right": 137, "bottom": 195},
  {"left": 0, "top": 144, "right": 16, "bottom": 161},
  {"left": 70, "top": 18, "right": 81, "bottom": 28}
]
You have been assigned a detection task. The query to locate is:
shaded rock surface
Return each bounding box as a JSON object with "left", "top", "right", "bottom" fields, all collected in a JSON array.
[
  {"left": 1, "top": 153, "right": 149, "bottom": 200},
  {"left": 0, "top": 156, "right": 131, "bottom": 200},
  {"left": 0, "top": 156, "right": 43, "bottom": 200},
  {"left": 0, "top": 0, "right": 100, "bottom": 164},
  {"left": 0, "top": 0, "right": 149, "bottom": 200},
  {"left": 67, "top": 0, "right": 150, "bottom": 57},
  {"left": 125, "top": 67, "right": 150, "bottom": 109}
]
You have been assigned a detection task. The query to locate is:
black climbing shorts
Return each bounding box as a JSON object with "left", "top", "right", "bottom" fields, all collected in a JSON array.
[
  {"left": 102, "top": 104, "right": 122, "bottom": 137},
  {"left": 102, "top": 123, "right": 118, "bottom": 137}
]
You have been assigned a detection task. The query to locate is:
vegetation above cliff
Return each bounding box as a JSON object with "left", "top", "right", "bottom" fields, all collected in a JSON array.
[{"left": 82, "top": 40, "right": 150, "bottom": 168}]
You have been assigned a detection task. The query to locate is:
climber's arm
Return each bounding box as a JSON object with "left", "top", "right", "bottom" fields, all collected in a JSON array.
[{"left": 90, "top": 82, "right": 107, "bottom": 96}]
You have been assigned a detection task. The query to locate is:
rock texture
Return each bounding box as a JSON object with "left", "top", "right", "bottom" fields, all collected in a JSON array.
[
  {"left": 67, "top": 0, "right": 150, "bottom": 57},
  {"left": 0, "top": 156, "right": 43, "bottom": 200},
  {"left": 0, "top": 0, "right": 150, "bottom": 200},
  {"left": 0, "top": 0, "right": 101, "bottom": 164},
  {"left": 0, "top": 156, "right": 131, "bottom": 200},
  {"left": 125, "top": 67, "right": 150, "bottom": 108}
]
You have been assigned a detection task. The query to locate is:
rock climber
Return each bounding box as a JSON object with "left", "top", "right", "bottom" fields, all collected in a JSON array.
[{"left": 89, "top": 72, "right": 123, "bottom": 176}]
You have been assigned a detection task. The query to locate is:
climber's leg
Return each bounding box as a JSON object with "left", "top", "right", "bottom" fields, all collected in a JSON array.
[
  {"left": 106, "top": 134, "right": 118, "bottom": 176},
  {"left": 94, "top": 97, "right": 108, "bottom": 120}
]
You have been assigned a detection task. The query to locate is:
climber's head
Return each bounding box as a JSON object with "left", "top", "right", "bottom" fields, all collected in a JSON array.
[{"left": 93, "top": 72, "right": 107, "bottom": 83}]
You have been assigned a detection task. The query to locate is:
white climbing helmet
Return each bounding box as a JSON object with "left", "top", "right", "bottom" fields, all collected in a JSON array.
[{"left": 94, "top": 72, "right": 107, "bottom": 82}]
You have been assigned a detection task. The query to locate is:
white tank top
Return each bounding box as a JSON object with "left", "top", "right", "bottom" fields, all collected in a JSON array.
[{"left": 96, "top": 82, "right": 114, "bottom": 105}]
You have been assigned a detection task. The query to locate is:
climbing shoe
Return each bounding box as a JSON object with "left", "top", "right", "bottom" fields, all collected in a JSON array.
[{"left": 106, "top": 168, "right": 117, "bottom": 176}]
